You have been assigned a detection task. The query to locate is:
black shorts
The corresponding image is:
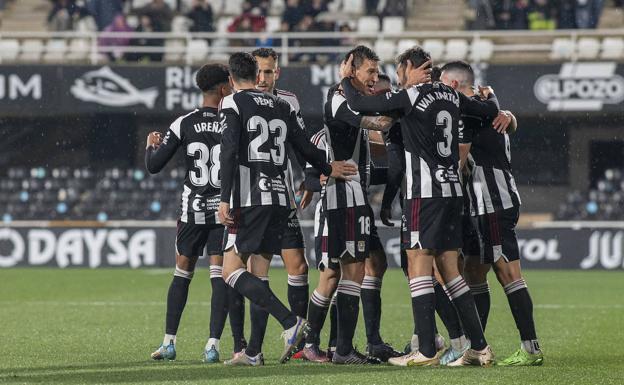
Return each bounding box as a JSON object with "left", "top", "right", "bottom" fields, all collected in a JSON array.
[
  {"left": 476, "top": 206, "right": 520, "bottom": 264},
  {"left": 282, "top": 209, "right": 305, "bottom": 250},
  {"left": 224, "top": 206, "right": 289, "bottom": 256},
  {"left": 461, "top": 214, "right": 481, "bottom": 257},
  {"left": 315, "top": 205, "right": 371, "bottom": 270},
  {"left": 401, "top": 197, "right": 463, "bottom": 251},
  {"left": 176, "top": 220, "right": 225, "bottom": 258}
]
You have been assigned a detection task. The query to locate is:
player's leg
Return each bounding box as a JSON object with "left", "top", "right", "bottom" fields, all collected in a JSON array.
[
  {"left": 245, "top": 254, "right": 271, "bottom": 358},
  {"left": 463, "top": 255, "right": 492, "bottom": 330},
  {"left": 281, "top": 211, "right": 310, "bottom": 319}
]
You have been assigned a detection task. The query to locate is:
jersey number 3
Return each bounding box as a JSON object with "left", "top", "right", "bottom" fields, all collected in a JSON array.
[
  {"left": 187, "top": 142, "right": 221, "bottom": 188},
  {"left": 436, "top": 110, "right": 453, "bottom": 158},
  {"left": 247, "top": 116, "right": 287, "bottom": 165}
]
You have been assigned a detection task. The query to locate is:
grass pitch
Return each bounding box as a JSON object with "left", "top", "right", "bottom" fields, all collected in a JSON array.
[{"left": 1, "top": 268, "right": 623, "bottom": 385}]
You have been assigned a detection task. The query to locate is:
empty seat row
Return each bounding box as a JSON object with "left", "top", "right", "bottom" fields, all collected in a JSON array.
[
  {"left": 551, "top": 37, "right": 624, "bottom": 60},
  {"left": 372, "top": 38, "right": 494, "bottom": 62},
  {"left": 0, "top": 39, "right": 92, "bottom": 62}
]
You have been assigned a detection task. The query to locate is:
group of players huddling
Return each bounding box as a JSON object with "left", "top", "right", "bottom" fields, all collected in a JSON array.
[{"left": 144, "top": 44, "right": 544, "bottom": 367}]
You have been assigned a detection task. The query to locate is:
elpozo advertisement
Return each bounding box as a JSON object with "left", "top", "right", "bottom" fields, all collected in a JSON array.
[{"left": 1, "top": 224, "right": 623, "bottom": 270}]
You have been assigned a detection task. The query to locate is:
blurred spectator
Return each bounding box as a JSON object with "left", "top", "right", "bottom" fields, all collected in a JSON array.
[
  {"left": 493, "top": 0, "right": 529, "bottom": 29},
  {"left": 282, "top": 0, "right": 305, "bottom": 31},
  {"left": 246, "top": 0, "right": 270, "bottom": 16},
  {"left": 48, "top": 0, "right": 81, "bottom": 31},
  {"left": 99, "top": 13, "right": 133, "bottom": 61},
  {"left": 556, "top": 0, "right": 577, "bottom": 29},
  {"left": 125, "top": 15, "right": 164, "bottom": 62},
  {"left": 135, "top": 0, "right": 173, "bottom": 31},
  {"left": 303, "top": 0, "right": 328, "bottom": 18},
  {"left": 575, "top": 0, "right": 605, "bottom": 28},
  {"left": 85, "top": 0, "right": 124, "bottom": 30},
  {"left": 379, "top": 0, "right": 407, "bottom": 17},
  {"left": 186, "top": 0, "right": 214, "bottom": 32},
  {"left": 466, "top": 0, "right": 496, "bottom": 30},
  {"left": 228, "top": 11, "right": 266, "bottom": 46},
  {"left": 527, "top": 0, "right": 556, "bottom": 30}
]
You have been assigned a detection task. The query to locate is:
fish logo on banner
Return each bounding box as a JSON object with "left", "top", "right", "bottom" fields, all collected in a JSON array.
[
  {"left": 70, "top": 66, "right": 159, "bottom": 108},
  {"left": 534, "top": 62, "right": 624, "bottom": 111}
]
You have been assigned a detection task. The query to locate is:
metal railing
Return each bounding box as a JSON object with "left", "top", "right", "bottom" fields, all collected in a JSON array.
[{"left": 1, "top": 28, "right": 624, "bottom": 66}]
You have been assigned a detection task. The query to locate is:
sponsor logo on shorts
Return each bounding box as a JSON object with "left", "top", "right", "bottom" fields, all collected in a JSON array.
[{"left": 358, "top": 241, "right": 366, "bottom": 252}]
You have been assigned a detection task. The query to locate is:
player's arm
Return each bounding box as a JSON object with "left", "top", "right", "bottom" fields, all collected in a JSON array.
[
  {"left": 340, "top": 77, "right": 414, "bottom": 115},
  {"left": 145, "top": 129, "right": 180, "bottom": 174},
  {"left": 361, "top": 115, "right": 395, "bottom": 131},
  {"left": 459, "top": 88, "right": 500, "bottom": 119},
  {"left": 218, "top": 108, "right": 241, "bottom": 205},
  {"left": 380, "top": 141, "right": 405, "bottom": 226},
  {"left": 492, "top": 110, "right": 518, "bottom": 134}
]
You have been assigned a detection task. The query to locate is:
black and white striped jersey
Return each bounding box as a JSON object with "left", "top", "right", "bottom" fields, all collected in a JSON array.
[
  {"left": 320, "top": 87, "right": 371, "bottom": 210},
  {"left": 145, "top": 107, "right": 223, "bottom": 225},
  {"left": 461, "top": 99, "right": 521, "bottom": 215},
  {"left": 341, "top": 79, "right": 499, "bottom": 200},
  {"left": 219, "top": 89, "right": 331, "bottom": 209},
  {"left": 274, "top": 88, "right": 303, "bottom": 208}
]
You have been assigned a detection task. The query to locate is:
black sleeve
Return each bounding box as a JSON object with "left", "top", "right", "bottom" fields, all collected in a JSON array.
[
  {"left": 219, "top": 107, "right": 241, "bottom": 203},
  {"left": 341, "top": 77, "right": 414, "bottom": 115},
  {"left": 145, "top": 129, "right": 180, "bottom": 174},
  {"left": 370, "top": 164, "right": 388, "bottom": 185},
  {"left": 304, "top": 167, "right": 322, "bottom": 192},
  {"left": 286, "top": 109, "right": 332, "bottom": 177},
  {"left": 459, "top": 92, "right": 500, "bottom": 119},
  {"left": 381, "top": 142, "right": 405, "bottom": 210}
]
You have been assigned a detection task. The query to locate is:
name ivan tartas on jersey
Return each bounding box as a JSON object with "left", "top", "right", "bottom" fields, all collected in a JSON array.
[{"left": 416, "top": 90, "right": 460, "bottom": 112}]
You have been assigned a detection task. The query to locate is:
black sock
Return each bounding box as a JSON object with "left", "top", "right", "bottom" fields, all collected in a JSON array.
[
  {"left": 433, "top": 280, "right": 463, "bottom": 339},
  {"left": 335, "top": 280, "right": 361, "bottom": 356},
  {"left": 227, "top": 285, "right": 246, "bottom": 352},
  {"left": 328, "top": 294, "right": 337, "bottom": 348},
  {"left": 445, "top": 276, "right": 487, "bottom": 351},
  {"left": 287, "top": 274, "right": 309, "bottom": 318},
  {"left": 409, "top": 276, "right": 436, "bottom": 358},
  {"left": 469, "top": 282, "right": 491, "bottom": 331},
  {"left": 226, "top": 269, "right": 297, "bottom": 330},
  {"left": 361, "top": 275, "right": 383, "bottom": 345},
  {"left": 305, "top": 290, "right": 331, "bottom": 345},
  {"left": 209, "top": 266, "right": 229, "bottom": 340},
  {"left": 504, "top": 279, "right": 538, "bottom": 344},
  {"left": 165, "top": 268, "right": 193, "bottom": 335},
  {"left": 246, "top": 278, "right": 270, "bottom": 356}
]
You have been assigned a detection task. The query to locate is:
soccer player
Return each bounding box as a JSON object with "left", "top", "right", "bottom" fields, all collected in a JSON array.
[
  {"left": 340, "top": 46, "right": 500, "bottom": 367},
  {"left": 145, "top": 63, "right": 234, "bottom": 362},
  {"left": 217, "top": 52, "right": 356, "bottom": 366},
  {"left": 232, "top": 47, "right": 311, "bottom": 363},
  {"left": 440, "top": 61, "right": 543, "bottom": 366}
]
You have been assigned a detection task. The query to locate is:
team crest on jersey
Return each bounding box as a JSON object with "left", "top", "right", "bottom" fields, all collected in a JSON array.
[{"left": 358, "top": 241, "right": 366, "bottom": 252}]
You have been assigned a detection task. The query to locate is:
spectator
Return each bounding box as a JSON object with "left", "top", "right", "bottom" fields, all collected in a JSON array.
[
  {"left": 527, "top": 0, "right": 556, "bottom": 30},
  {"left": 282, "top": 0, "right": 305, "bottom": 31},
  {"left": 379, "top": 0, "right": 407, "bottom": 17},
  {"left": 555, "top": 0, "right": 576, "bottom": 29},
  {"left": 186, "top": 0, "right": 214, "bottom": 32},
  {"left": 228, "top": 11, "right": 266, "bottom": 46},
  {"left": 85, "top": 0, "right": 123, "bottom": 31},
  {"left": 246, "top": 0, "right": 269, "bottom": 16},
  {"left": 303, "top": 0, "right": 328, "bottom": 18},
  {"left": 48, "top": 0, "right": 80, "bottom": 31},
  {"left": 99, "top": 13, "right": 133, "bottom": 61},
  {"left": 135, "top": 0, "right": 173, "bottom": 31},
  {"left": 576, "top": 0, "right": 605, "bottom": 28},
  {"left": 126, "top": 15, "right": 164, "bottom": 62},
  {"left": 365, "top": 0, "right": 380, "bottom": 16},
  {"left": 466, "top": 0, "right": 496, "bottom": 30}
]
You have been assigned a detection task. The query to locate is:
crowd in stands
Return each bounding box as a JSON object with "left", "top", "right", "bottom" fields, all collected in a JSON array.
[
  {"left": 557, "top": 168, "right": 624, "bottom": 220},
  {"left": 467, "top": 0, "right": 621, "bottom": 30}
]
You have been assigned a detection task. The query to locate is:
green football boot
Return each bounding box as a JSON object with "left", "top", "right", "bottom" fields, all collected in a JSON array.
[{"left": 498, "top": 349, "right": 543, "bottom": 366}]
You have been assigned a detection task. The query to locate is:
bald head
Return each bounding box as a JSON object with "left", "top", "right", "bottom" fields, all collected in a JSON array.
[{"left": 440, "top": 61, "right": 474, "bottom": 94}]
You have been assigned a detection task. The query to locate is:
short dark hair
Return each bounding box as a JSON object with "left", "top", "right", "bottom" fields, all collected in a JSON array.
[
  {"left": 431, "top": 66, "right": 442, "bottom": 82},
  {"left": 195, "top": 63, "right": 230, "bottom": 92},
  {"left": 440, "top": 60, "right": 475, "bottom": 86},
  {"left": 396, "top": 46, "right": 431, "bottom": 69},
  {"left": 345, "top": 45, "right": 379, "bottom": 69},
  {"left": 251, "top": 47, "right": 278, "bottom": 62},
  {"left": 228, "top": 52, "right": 258, "bottom": 83},
  {"left": 378, "top": 73, "right": 391, "bottom": 83}
]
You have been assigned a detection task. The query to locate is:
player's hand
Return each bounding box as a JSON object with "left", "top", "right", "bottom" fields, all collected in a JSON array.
[
  {"left": 478, "top": 85, "right": 494, "bottom": 99},
  {"left": 218, "top": 202, "right": 234, "bottom": 226},
  {"left": 405, "top": 59, "right": 432, "bottom": 87},
  {"left": 146, "top": 131, "right": 163, "bottom": 149},
  {"left": 339, "top": 54, "right": 354, "bottom": 79},
  {"left": 320, "top": 174, "right": 328, "bottom": 186},
  {"left": 492, "top": 110, "right": 512, "bottom": 133},
  {"left": 300, "top": 189, "right": 314, "bottom": 210},
  {"left": 328, "top": 160, "right": 358, "bottom": 180},
  {"left": 380, "top": 207, "right": 394, "bottom": 227}
]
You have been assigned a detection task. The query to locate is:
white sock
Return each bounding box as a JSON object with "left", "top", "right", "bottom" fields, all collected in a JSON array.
[
  {"left": 163, "top": 334, "right": 176, "bottom": 346},
  {"left": 205, "top": 338, "right": 220, "bottom": 351},
  {"left": 410, "top": 334, "right": 419, "bottom": 352},
  {"left": 451, "top": 335, "right": 470, "bottom": 351},
  {"left": 522, "top": 340, "right": 541, "bottom": 354}
]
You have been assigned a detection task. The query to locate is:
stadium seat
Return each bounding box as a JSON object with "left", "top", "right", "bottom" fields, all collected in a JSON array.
[
  {"left": 469, "top": 39, "right": 494, "bottom": 62},
  {"left": 374, "top": 40, "right": 396, "bottom": 62},
  {"left": 396, "top": 39, "right": 418, "bottom": 55},
  {"left": 164, "top": 40, "right": 185, "bottom": 62},
  {"left": 217, "top": 16, "right": 234, "bottom": 33},
  {"left": 269, "top": 0, "right": 285, "bottom": 16},
  {"left": 357, "top": 16, "right": 380, "bottom": 33},
  {"left": 126, "top": 15, "right": 139, "bottom": 29},
  {"left": 577, "top": 37, "right": 600, "bottom": 59},
  {"left": 444, "top": 39, "right": 469, "bottom": 61},
  {"left": 381, "top": 16, "right": 404, "bottom": 34},
  {"left": 20, "top": 39, "right": 44, "bottom": 62},
  {"left": 550, "top": 38, "right": 575, "bottom": 60},
  {"left": 223, "top": 0, "right": 243, "bottom": 15},
  {"left": 187, "top": 39, "right": 209, "bottom": 63},
  {"left": 266, "top": 16, "right": 281, "bottom": 32},
  {"left": 43, "top": 39, "right": 68, "bottom": 62},
  {"left": 422, "top": 39, "right": 444, "bottom": 61},
  {"left": 172, "top": 16, "right": 191, "bottom": 33},
  {"left": 342, "top": 0, "right": 364, "bottom": 15},
  {"left": 601, "top": 37, "right": 624, "bottom": 59},
  {"left": 67, "top": 39, "right": 90, "bottom": 62},
  {"left": 0, "top": 39, "right": 20, "bottom": 62},
  {"left": 76, "top": 16, "right": 97, "bottom": 32}
]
